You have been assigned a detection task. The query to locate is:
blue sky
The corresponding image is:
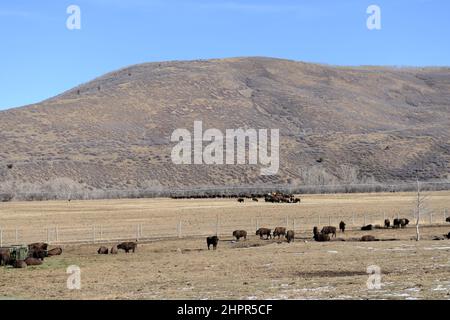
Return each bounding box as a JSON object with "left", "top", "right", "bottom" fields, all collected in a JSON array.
[{"left": 0, "top": 0, "right": 449, "bottom": 110}]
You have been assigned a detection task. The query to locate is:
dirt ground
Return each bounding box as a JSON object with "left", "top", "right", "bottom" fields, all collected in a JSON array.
[{"left": 1, "top": 192, "right": 450, "bottom": 300}]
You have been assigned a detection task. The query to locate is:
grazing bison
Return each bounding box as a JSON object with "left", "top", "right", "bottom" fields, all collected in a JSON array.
[
  {"left": 110, "top": 246, "right": 118, "bottom": 254},
  {"left": 97, "top": 246, "right": 109, "bottom": 254},
  {"left": 0, "top": 249, "right": 11, "bottom": 266},
  {"left": 256, "top": 228, "right": 272, "bottom": 239},
  {"left": 286, "top": 230, "right": 295, "bottom": 243},
  {"left": 237, "top": 198, "right": 244, "bottom": 203},
  {"left": 361, "top": 235, "right": 377, "bottom": 242},
  {"left": 117, "top": 242, "right": 137, "bottom": 253},
  {"left": 232, "top": 230, "right": 247, "bottom": 241},
  {"left": 24, "top": 257, "right": 43, "bottom": 266},
  {"left": 361, "top": 224, "right": 373, "bottom": 231},
  {"left": 273, "top": 227, "right": 287, "bottom": 239},
  {"left": 47, "top": 247, "right": 63, "bottom": 256},
  {"left": 321, "top": 226, "right": 336, "bottom": 237},
  {"left": 339, "top": 221, "right": 346, "bottom": 233},
  {"left": 13, "top": 260, "right": 27, "bottom": 268},
  {"left": 446, "top": 217, "right": 450, "bottom": 223},
  {"left": 252, "top": 197, "right": 258, "bottom": 202},
  {"left": 28, "top": 242, "right": 48, "bottom": 251},
  {"left": 313, "top": 227, "right": 330, "bottom": 242},
  {"left": 206, "top": 236, "right": 219, "bottom": 250},
  {"left": 384, "top": 219, "right": 391, "bottom": 228}
]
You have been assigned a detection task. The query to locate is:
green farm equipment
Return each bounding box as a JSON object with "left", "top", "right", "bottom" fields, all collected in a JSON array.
[{"left": 2, "top": 245, "right": 29, "bottom": 262}]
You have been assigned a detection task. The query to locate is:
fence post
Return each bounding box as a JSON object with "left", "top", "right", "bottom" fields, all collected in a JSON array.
[
  {"left": 318, "top": 215, "right": 321, "bottom": 226},
  {"left": 293, "top": 218, "right": 296, "bottom": 232},
  {"left": 55, "top": 226, "right": 59, "bottom": 242},
  {"left": 140, "top": 224, "right": 143, "bottom": 238},
  {"left": 215, "top": 214, "right": 220, "bottom": 236},
  {"left": 256, "top": 218, "right": 259, "bottom": 231},
  {"left": 15, "top": 228, "right": 18, "bottom": 243},
  {"left": 286, "top": 216, "right": 289, "bottom": 229},
  {"left": 444, "top": 209, "right": 448, "bottom": 221},
  {"left": 364, "top": 214, "right": 366, "bottom": 226},
  {"left": 93, "top": 226, "right": 96, "bottom": 243},
  {"left": 177, "top": 220, "right": 182, "bottom": 238},
  {"left": 328, "top": 216, "right": 331, "bottom": 226},
  {"left": 47, "top": 228, "right": 50, "bottom": 243}
]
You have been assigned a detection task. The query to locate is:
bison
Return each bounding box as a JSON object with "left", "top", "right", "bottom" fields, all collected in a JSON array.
[
  {"left": 232, "top": 230, "right": 247, "bottom": 241},
  {"left": 286, "top": 230, "right": 295, "bottom": 243},
  {"left": 256, "top": 228, "right": 271, "bottom": 239},
  {"left": 24, "top": 257, "right": 43, "bottom": 266},
  {"left": 273, "top": 227, "right": 287, "bottom": 239},
  {"left": 339, "top": 221, "right": 346, "bottom": 233},
  {"left": 446, "top": 217, "right": 450, "bottom": 223},
  {"left": 321, "top": 226, "right": 336, "bottom": 237},
  {"left": 237, "top": 198, "right": 244, "bottom": 203},
  {"left": 29, "top": 248, "right": 47, "bottom": 260},
  {"left": 0, "top": 249, "right": 11, "bottom": 266},
  {"left": 13, "top": 260, "right": 27, "bottom": 268},
  {"left": 361, "top": 224, "right": 373, "bottom": 231},
  {"left": 313, "top": 227, "right": 330, "bottom": 242},
  {"left": 110, "top": 246, "right": 118, "bottom": 254},
  {"left": 400, "top": 219, "right": 409, "bottom": 228},
  {"left": 28, "top": 242, "right": 48, "bottom": 251},
  {"left": 252, "top": 198, "right": 259, "bottom": 202},
  {"left": 361, "top": 235, "right": 377, "bottom": 242},
  {"left": 206, "top": 236, "right": 219, "bottom": 250},
  {"left": 117, "top": 242, "right": 137, "bottom": 253},
  {"left": 97, "top": 246, "right": 109, "bottom": 254},
  {"left": 47, "top": 247, "right": 63, "bottom": 256},
  {"left": 384, "top": 219, "right": 391, "bottom": 228}
]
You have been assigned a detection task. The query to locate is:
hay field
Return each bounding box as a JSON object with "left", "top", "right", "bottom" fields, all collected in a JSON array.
[{"left": 1, "top": 191, "right": 450, "bottom": 299}]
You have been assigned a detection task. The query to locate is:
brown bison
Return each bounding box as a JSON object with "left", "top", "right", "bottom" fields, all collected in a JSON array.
[
  {"left": 237, "top": 198, "right": 244, "bottom": 203},
  {"left": 361, "top": 235, "right": 377, "bottom": 242},
  {"left": 110, "top": 246, "right": 118, "bottom": 254},
  {"left": 117, "top": 242, "right": 137, "bottom": 253},
  {"left": 286, "top": 230, "right": 295, "bottom": 243},
  {"left": 252, "top": 197, "right": 258, "bottom": 202},
  {"left": 313, "top": 227, "right": 330, "bottom": 242},
  {"left": 446, "top": 217, "right": 450, "bottom": 223},
  {"left": 24, "top": 257, "right": 43, "bottom": 266},
  {"left": 28, "top": 242, "right": 48, "bottom": 251},
  {"left": 361, "top": 224, "right": 373, "bottom": 231},
  {"left": 28, "top": 248, "right": 47, "bottom": 260},
  {"left": 273, "top": 227, "right": 287, "bottom": 239},
  {"left": 384, "top": 219, "right": 391, "bottom": 228},
  {"left": 97, "top": 246, "right": 109, "bottom": 254},
  {"left": 321, "top": 226, "right": 336, "bottom": 237},
  {"left": 232, "top": 230, "right": 247, "bottom": 241},
  {"left": 206, "top": 236, "right": 219, "bottom": 250},
  {"left": 13, "top": 260, "right": 27, "bottom": 268},
  {"left": 256, "top": 228, "right": 272, "bottom": 239},
  {"left": 339, "top": 221, "right": 346, "bottom": 233},
  {"left": 0, "top": 249, "right": 11, "bottom": 266},
  {"left": 47, "top": 247, "right": 63, "bottom": 256}
]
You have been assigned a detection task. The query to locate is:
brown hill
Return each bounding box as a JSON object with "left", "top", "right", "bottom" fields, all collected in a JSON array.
[{"left": 1, "top": 57, "right": 449, "bottom": 198}]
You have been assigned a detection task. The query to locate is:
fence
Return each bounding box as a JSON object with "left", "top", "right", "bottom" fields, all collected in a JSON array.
[{"left": 0, "top": 208, "right": 448, "bottom": 246}]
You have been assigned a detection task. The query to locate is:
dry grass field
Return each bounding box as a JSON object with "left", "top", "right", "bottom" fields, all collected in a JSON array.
[{"left": 1, "top": 191, "right": 450, "bottom": 300}]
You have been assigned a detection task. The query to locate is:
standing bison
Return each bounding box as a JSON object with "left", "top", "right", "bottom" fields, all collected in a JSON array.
[
  {"left": 110, "top": 246, "right": 118, "bottom": 254},
  {"left": 117, "top": 242, "right": 137, "bottom": 253},
  {"left": 206, "top": 236, "right": 219, "bottom": 250},
  {"left": 256, "top": 228, "right": 272, "bottom": 239},
  {"left": 446, "top": 217, "right": 450, "bottom": 223},
  {"left": 339, "top": 221, "right": 346, "bottom": 233},
  {"left": 286, "top": 230, "right": 295, "bottom": 243},
  {"left": 273, "top": 227, "right": 287, "bottom": 239},
  {"left": 321, "top": 226, "right": 336, "bottom": 238},
  {"left": 384, "top": 219, "right": 391, "bottom": 228},
  {"left": 0, "top": 249, "right": 11, "bottom": 266},
  {"left": 232, "top": 230, "right": 247, "bottom": 241},
  {"left": 237, "top": 198, "right": 244, "bottom": 203}
]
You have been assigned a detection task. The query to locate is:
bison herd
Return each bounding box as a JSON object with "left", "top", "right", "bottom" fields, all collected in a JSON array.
[
  {"left": 0, "top": 242, "right": 62, "bottom": 269},
  {"left": 97, "top": 241, "right": 137, "bottom": 255}
]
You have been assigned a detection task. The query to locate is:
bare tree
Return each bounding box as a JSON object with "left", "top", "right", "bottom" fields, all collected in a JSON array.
[{"left": 414, "top": 178, "right": 429, "bottom": 241}]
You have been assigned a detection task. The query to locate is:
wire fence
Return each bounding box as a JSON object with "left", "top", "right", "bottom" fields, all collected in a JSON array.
[{"left": 0, "top": 208, "right": 448, "bottom": 247}]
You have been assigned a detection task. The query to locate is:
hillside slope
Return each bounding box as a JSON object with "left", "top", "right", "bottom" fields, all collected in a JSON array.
[{"left": 1, "top": 57, "right": 449, "bottom": 196}]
